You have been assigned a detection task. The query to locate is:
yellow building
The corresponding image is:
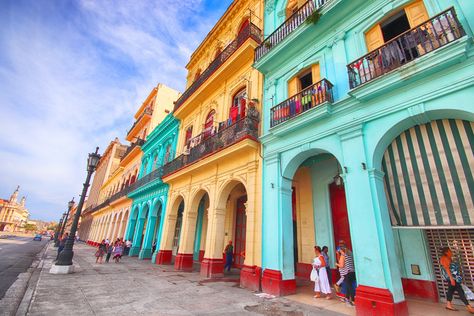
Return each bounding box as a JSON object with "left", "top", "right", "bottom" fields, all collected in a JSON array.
[
  {"left": 0, "top": 186, "right": 29, "bottom": 232},
  {"left": 156, "top": 0, "right": 264, "bottom": 291},
  {"left": 87, "top": 84, "right": 180, "bottom": 245}
]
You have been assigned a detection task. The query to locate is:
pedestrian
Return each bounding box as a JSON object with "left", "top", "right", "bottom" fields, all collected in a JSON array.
[
  {"left": 336, "top": 242, "right": 356, "bottom": 306},
  {"left": 95, "top": 239, "right": 106, "bottom": 264},
  {"left": 105, "top": 242, "right": 113, "bottom": 263},
  {"left": 113, "top": 241, "right": 123, "bottom": 263},
  {"left": 322, "top": 246, "right": 332, "bottom": 285},
  {"left": 56, "top": 233, "right": 68, "bottom": 260},
  {"left": 312, "top": 246, "right": 332, "bottom": 299},
  {"left": 440, "top": 246, "right": 474, "bottom": 313},
  {"left": 124, "top": 240, "right": 132, "bottom": 256},
  {"left": 152, "top": 240, "right": 157, "bottom": 254},
  {"left": 223, "top": 240, "right": 233, "bottom": 272}
]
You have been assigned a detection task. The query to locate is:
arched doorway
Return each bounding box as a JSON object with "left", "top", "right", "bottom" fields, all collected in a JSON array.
[
  {"left": 380, "top": 118, "right": 474, "bottom": 303},
  {"left": 139, "top": 200, "right": 163, "bottom": 260},
  {"left": 172, "top": 201, "right": 184, "bottom": 263},
  {"left": 129, "top": 204, "right": 149, "bottom": 257},
  {"left": 201, "top": 180, "right": 249, "bottom": 278}
]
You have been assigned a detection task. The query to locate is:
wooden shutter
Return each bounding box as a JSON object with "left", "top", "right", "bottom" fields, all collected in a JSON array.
[
  {"left": 405, "top": 0, "right": 429, "bottom": 28},
  {"left": 365, "top": 24, "right": 384, "bottom": 52},
  {"left": 311, "top": 64, "right": 320, "bottom": 84},
  {"left": 288, "top": 77, "right": 298, "bottom": 97}
]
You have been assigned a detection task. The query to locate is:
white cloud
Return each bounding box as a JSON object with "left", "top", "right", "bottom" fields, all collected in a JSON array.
[{"left": 0, "top": 0, "right": 231, "bottom": 220}]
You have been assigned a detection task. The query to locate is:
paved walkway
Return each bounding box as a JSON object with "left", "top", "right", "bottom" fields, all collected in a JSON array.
[{"left": 23, "top": 242, "right": 345, "bottom": 316}]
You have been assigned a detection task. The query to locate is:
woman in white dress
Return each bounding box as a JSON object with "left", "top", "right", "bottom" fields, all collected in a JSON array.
[{"left": 312, "top": 246, "right": 332, "bottom": 299}]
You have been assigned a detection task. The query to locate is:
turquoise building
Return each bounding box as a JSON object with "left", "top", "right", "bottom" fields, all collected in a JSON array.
[
  {"left": 255, "top": 0, "right": 473, "bottom": 314},
  {"left": 124, "top": 113, "right": 180, "bottom": 262}
]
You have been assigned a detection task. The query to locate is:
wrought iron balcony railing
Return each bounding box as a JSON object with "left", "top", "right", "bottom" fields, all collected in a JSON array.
[
  {"left": 174, "top": 23, "right": 262, "bottom": 112},
  {"left": 127, "top": 107, "right": 153, "bottom": 136},
  {"left": 270, "top": 79, "right": 333, "bottom": 128},
  {"left": 255, "top": 0, "right": 329, "bottom": 62},
  {"left": 163, "top": 110, "right": 260, "bottom": 176},
  {"left": 129, "top": 167, "right": 163, "bottom": 191},
  {"left": 122, "top": 138, "right": 145, "bottom": 160},
  {"left": 347, "top": 7, "right": 464, "bottom": 89}
]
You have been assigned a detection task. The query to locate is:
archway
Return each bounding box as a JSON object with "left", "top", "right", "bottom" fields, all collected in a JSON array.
[
  {"left": 139, "top": 200, "right": 163, "bottom": 260},
  {"left": 129, "top": 203, "right": 150, "bottom": 257},
  {"left": 175, "top": 190, "right": 209, "bottom": 272},
  {"left": 124, "top": 205, "right": 139, "bottom": 242},
  {"left": 378, "top": 118, "right": 474, "bottom": 303},
  {"left": 119, "top": 209, "right": 128, "bottom": 239}
]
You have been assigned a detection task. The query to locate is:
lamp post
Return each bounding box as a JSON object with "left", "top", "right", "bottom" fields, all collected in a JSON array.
[
  {"left": 54, "top": 212, "right": 66, "bottom": 247},
  {"left": 53, "top": 147, "right": 101, "bottom": 272},
  {"left": 59, "top": 198, "right": 75, "bottom": 237}
]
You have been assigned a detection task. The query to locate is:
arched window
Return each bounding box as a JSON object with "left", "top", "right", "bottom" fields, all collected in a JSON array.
[
  {"left": 193, "top": 69, "right": 201, "bottom": 82},
  {"left": 152, "top": 154, "right": 158, "bottom": 171},
  {"left": 164, "top": 144, "right": 171, "bottom": 164},
  {"left": 230, "top": 88, "right": 247, "bottom": 123},
  {"left": 203, "top": 110, "right": 215, "bottom": 138},
  {"left": 184, "top": 126, "right": 193, "bottom": 150},
  {"left": 238, "top": 19, "right": 249, "bottom": 35}
]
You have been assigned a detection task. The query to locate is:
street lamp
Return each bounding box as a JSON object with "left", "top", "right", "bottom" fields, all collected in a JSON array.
[
  {"left": 54, "top": 212, "right": 66, "bottom": 247},
  {"left": 59, "top": 198, "right": 75, "bottom": 237},
  {"left": 52, "top": 147, "right": 101, "bottom": 273}
]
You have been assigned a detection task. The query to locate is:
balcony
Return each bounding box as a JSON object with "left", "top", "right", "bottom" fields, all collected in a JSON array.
[
  {"left": 122, "top": 138, "right": 145, "bottom": 160},
  {"left": 129, "top": 167, "right": 163, "bottom": 192},
  {"left": 255, "top": 0, "right": 330, "bottom": 62},
  {"left": 347, "top": 7, "right": 465, "bottom": 89},
  {"left": 127, "top": 107, "right": 153, "bottom": 139},
  {"left": 173, "top": 22, "right": 261, "bottom": 112},
  {"left": 270, "top": 79, "right": 334, "bottom": 128},
  {"left": 162, "top": 109, "right": 260, "bottom": 176}
]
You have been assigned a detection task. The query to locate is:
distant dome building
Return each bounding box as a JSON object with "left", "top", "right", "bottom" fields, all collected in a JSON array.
[{"left": 0, "top": 186, "right": 30, "bottom": 232}]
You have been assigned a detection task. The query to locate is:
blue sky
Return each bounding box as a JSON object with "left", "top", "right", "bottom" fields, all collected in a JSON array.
[{"left": 0, "top": 0, "right": 233, "bottom": 221}]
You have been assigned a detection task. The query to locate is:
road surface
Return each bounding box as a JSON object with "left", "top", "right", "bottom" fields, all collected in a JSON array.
[{"left": 0, "top": 235, "right": 48, "bottom": 299}]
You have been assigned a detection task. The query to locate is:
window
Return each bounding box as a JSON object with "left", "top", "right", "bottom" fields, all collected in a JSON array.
[
  {"left": 203, "top": 110, "right": 215, "bottom": 138},
  {"left": 193, "top": 69, "right": 201, "bottom": 82},
  {"left": 365, "top": 0, "right": 429, "bottom": 51},
  {"left": 230, "top": 88, "right": 247, "bottom": 123},
  {"left": 288, "top": 64, "right": 320, "bottom": 96},
  {"left": 238, "top": 19, "right": 249, "bottom": 35},
  {"left": 184, "top": 126, "right": 193, "bottom": 148},
  {"left": 164, "top": 144, "right": 171, "bottom": 164}
]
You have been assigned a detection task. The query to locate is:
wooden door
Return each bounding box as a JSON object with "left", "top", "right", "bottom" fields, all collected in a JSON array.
[
  {"left": 330, "top": 183, "right": 352, "bottom": 251},
  {"left": 234, "top": 196, "right": 247, "bottom": 268}
]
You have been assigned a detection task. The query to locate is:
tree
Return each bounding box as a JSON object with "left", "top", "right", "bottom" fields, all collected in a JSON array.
[{"left": 23, "top": 223, "right": 37, "bottom": 232}]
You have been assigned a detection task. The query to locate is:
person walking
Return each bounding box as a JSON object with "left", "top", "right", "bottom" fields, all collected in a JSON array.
[
  {"left": 95, "top": 239, "right": 106, "bottom": 264},
  {"left": 440, "top": 246, "right": 474, "bottom": 313},
  {"left": 56, "top": 233, "right": 68, "bottom": 260},
  {"left": 105, "top": 241, "right": 113, "bottom": 263},
  {"left": 112, "top": 241, "right": 123, "bottom": 263},
  {"left": 223, "top": 240, "right": 233, "bottom": 272},
  {"left": 312, "top": 246, "right": 332, "bottom": 299},
  {"left": 322, "top": 246, "right": 332, "bottom": 285},
  {"left": 336, "top": 243, "right": 356, "bottom": 306}
]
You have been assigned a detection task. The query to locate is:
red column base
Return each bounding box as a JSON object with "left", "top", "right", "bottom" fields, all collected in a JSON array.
[
  {"left": 261, "top": 269, "right": 296, "bottom": 296},
  {"left": 200, "top": 258, "right": 224, "bottom": 278},
  {"left": 401, "top": 278, "right": 438, "bottom": 303},
  {"left": 355, "top": 285, "right": 408, "bottom": 316},
  {"left": 174, "top": 253, "right": 194, "bottom": 271},
  {"left": 198, "top": 250, "right": 205, "bottom": 262},
  {"left": 240, "top": 265, "right": 261, "bottom": 292},
  {"left": 155, "top": 250, "right": 172, "bottom": 265}
]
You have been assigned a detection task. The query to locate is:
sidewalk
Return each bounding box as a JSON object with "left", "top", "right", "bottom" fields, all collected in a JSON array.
[{"left": 22, "top": 242, "right": 345, "bottom": 316}]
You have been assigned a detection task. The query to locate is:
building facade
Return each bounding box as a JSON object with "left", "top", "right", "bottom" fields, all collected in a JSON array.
[
  {"left": 0, "top": 186, "right": 29, "bottom": 232},
  {"left": 124, "top": 113, "right": 179, "bottom": 260},
  {"left": 255, "top": 0, "right": 473, "bottom": 314},
  {"left": 152, "top": 0, "right": 264, "bottom": 291},
  {"left": 86, "top": 84, "right": 180, "bottom": 246}
]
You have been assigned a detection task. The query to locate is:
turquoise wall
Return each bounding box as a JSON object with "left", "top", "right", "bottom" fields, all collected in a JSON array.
[
  {"left": 258, "top": 0, "right": 474, "bottom": 302},
  {"left": 124, "top": 113, "right": 180, "bottom": 261}
]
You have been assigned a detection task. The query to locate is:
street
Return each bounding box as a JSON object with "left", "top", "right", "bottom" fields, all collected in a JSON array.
[{"left": 0, "top": 235, "right": 47, "bottom": 300}]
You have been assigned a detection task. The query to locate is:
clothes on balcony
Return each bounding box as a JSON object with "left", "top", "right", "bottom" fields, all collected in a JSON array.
[
  {"left": 230, "top": 106, "right": 239, "bottom": 123},
  {"left": 381, "top": 41, "right": 405, "bottom": 67},
  {"left": 289, "top": 99, "right": 296, "bottom": 116}
]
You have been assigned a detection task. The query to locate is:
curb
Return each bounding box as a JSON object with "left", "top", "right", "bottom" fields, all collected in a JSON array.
[{"left": 0, "top": 241, "right": 50, "bottom": 316}]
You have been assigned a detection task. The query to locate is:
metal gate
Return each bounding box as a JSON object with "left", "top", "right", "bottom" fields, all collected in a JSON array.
[{"left": 426, "top": 229, "right": 474, "bottom": 301}]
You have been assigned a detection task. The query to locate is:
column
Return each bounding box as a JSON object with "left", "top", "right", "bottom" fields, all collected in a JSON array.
[
  {"left": 240, "top": 168, "right": 261, "bottom": 291},
  {"left": 200, "top": 207, "right": 225, "bottom": 278},
  {"left": 129, "top": 209, "right": 145, "bottom": 257},
  {"left": 155, "top": 204, "right": 176, "bottom": 265},
  {"left": 339, "top": 128, "right": 407, "bottom": 316},
  {"left": 139, "top": 211, "right": 157, "bottom": 260},
  {"left": 174, "top": 204, "right": 197, "bottom": 272},
  {"left": 261, "top": 156, "right": 297, "bottom": 296}
]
